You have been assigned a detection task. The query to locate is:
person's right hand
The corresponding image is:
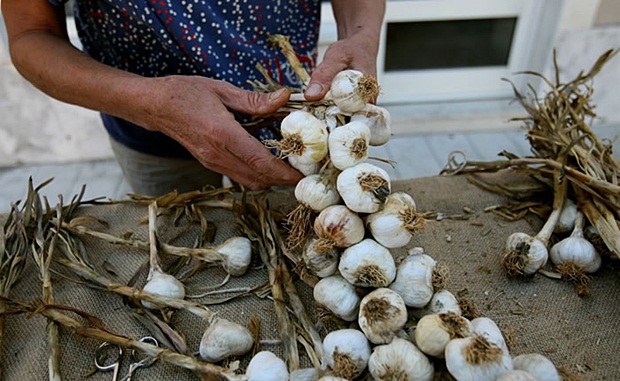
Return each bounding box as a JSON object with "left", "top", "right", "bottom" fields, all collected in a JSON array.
[{"left": 135, "top": 75, "right": 303, "bottom": 190}]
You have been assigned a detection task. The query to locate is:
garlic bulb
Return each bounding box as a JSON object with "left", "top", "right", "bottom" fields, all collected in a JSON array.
[
  {"left": 330, "top": 69, "right": 380, "bottom": 113},
  {"left": 313, "top": 275, "right": 360, "bottom": 321},
  {"left": 470, "top": 317, "right": 509, "bottom": 353},
  {"left": 350, "top": 104, "right": 392, "bottom": 147},
  {"left": 445, "top": 335, "right": 513, "bottom": 381},
  {"left": 496, "top": 370, "right": 537, "bottom": 381},
  {"left": 337, "top": 163, "right": 391, "bottom": 214},
  {"left": 389, "top": 248, "right": 435, "bottom": 308},
  {"left": 358, "top": 288, "right": 408, "bottom": 344},
  {"left": 554, "top": 198, "right": 577, "bottom": 234},
  {"left": 368, "top": 337, "right": 434, "bottom": 381},
  {"left": 289, "top": 155, "right": 322, "bottom": 176},
  {"left": 302, "top": 236, "right": 340, "bottom": 278},
  {"left": 512, "top": 353, "right": 561, "bottom": 381},
  {"left": 272, "top": 110, "right": 328, "bottom": 163},
  {"left": 366, "top": 192, "right": 425, "bottom": 248},
  {"left": 502, "top": 232, "right": 549, "bottom": 276},
  {"left": 323, "top": 328, "right": 371, "bottom": 379},
  {"left": 246, "top": 350, "right": 289, "bottom": 381},
  {"left": 426, "top": 290, "right": 461, "bottom": 315},
  {"left": 289, "top": 368, "right": 319, "bottom": 381},
  {"left": 199, "top": 317, "right": 254, "bottom": 362},
  {"left": 214, "top": 236, "right": 252, "bottom": 276},
  {"left": 314, "top": 205, "right": 365, "bottom": 250},
  {"left": 414, "top": 312, "right": 472, "bottom": 358},
  {"left": 328, "top": 121, "right": 371, "bottom": 170},
  {"left": 338, "top": 238, "right": 396, "bottom": 287},
  {"left": 141, "top": 271, "right": 186, "bottom": 309}
]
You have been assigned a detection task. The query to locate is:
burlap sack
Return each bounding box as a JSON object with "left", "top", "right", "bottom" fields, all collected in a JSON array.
[{"left": 2, "top": 171, "right": 619, "bottom": 380}]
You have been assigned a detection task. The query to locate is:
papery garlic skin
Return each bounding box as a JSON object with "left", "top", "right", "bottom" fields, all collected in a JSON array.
[
  {"left": 323, "top": 329, "right": 371, "bottom": 379},
  {"left": 445, "top": 335, "right": 513, "bottom": 381},
  {"left": 471, "top": 317, "right": 509, "bottom": 353},
  {"left": 338, "top": 239, "right": 396, "bottom": 287},
  {"left": 279, "top": 110, "right": 329, "bottom": 163},
  {"left": 550, "top": 223, "right": 601, "bottom": 274},
  {"left": 358, "top": 288, "right": 408, "bottom": 344},
  {"left": 389, "top": 248, "right": 435, "bottom": 308},
  {"left": 141, "top": 271, "right": 186, "bottom": 309},
  {"left": 314, "top": 205, "right": 365, "bottom": 249},
  {"left": 289, "top": 368, "right": 319, "bottom": 381},
  {"left": 289, "top": 155, "right": 322, "bottom": 176},
  {"left": 503, "top": 232, "right": 548, "bottom": 276},
  {"left": 303, "top": 237, "right": 340, "bottom": 278},
  {"left": 554, "top": 198, "right": 577, "bottom": 234},
  {"left": 496, "top": 370, "right": 538, "bottom": 381},
  {"left": 512, "top": 353, "right": 561, "bottom": 381},
  {"left": 351, "top": 104, "right": 392, "bottom": 147},
  {"left": 337, "top": 163, "right": 391, "bottom": 213},
  {"left": 414, "top": 312, "right": 472, "bottom": 358},
  {"left": 366, "top": 192, "right": 423, "bottom": 248},
  {"left": 246, "top": 350, "right": 289, "bottom": 381},
  {"left": 368, "top": 337, "right": 434, "bottom": 381},
  {"left": 328, "top": 121, "right": 371, "bottom": 170},
  {"left": 215, "top": 236, "right": 252, "bottom": 276},
  {"left": 295, "top": 173, "right": 341, "bottom": 212},
  {"left": 313, "top": 275, "right": 361, "bottom": 321},
  {"left": 199, "top": 318, "right": 254, "bottom": 362},
  {"left": 330, "top": 69, "right": 379, "bottom": 113}
]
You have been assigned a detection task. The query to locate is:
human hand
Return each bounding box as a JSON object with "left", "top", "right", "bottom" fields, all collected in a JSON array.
[{"left": 139, "top": 75, "right": 303, "bottom": 190}]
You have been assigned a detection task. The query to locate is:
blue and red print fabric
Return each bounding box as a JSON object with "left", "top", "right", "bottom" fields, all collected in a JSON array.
[{"left": 58, "top": 0, "right": 322, "bottom": 158}]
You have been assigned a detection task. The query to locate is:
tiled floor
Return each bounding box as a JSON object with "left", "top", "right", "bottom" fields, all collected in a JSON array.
[{"left": 0, "top": 125, "right": 617, "bottom": 214}]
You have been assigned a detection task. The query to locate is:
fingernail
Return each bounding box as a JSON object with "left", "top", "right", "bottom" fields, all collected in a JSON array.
[
  {"left": 305, "top": 83, "right": 324, "bottom": 98},
  {"left": 269, "top": 87, "right": 287, "bottom": 102}
]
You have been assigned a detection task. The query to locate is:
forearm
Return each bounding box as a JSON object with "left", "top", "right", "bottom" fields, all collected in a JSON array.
[{"left": 330, "top": 0, "right": 385, "bottom": 45}]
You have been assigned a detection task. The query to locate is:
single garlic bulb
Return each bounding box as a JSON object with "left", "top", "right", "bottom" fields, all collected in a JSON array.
[
  {"left": 358, "top": 288, "right": 408, "bottom": 344},
  {"left": 330, "top": 69, "right": 380, "bottom": 113},
  {"left": 337, "top": 163, "right": 391, "bottom": 213},
  {"left": 445, "top": 335, "right": 513, "bottom": 381},
  {"left": 323, "top": 328, "right": 371, "bottom": 379},
  {"left": 512, "top": 353, "right": 561, "bottom": 381},
  {"left": 289, "top": 155, "right": 322, "bottom": 176},
  {"left": 199, "top": 317, "right": 254, "bottom": 362},
  {"left": 338, "top": 238, "right": 396, "bottom": 287},
  {"left": 471, "top": 317, "right": 509, "bottom": 353},
  {"left": 389, "top": 248, "right": 435, "bottom": 308},
  {"left": 502, "top": 232, "right": 549, "bottom": 276},
  {"left": 350, "top": 103, "right": 392, "bottom": 147},
  {"left": 246, "top": 350, "right": 289, "bottom": 381},
  {"left": 313, "top": 275, "right": 360, "bottom": 321},
  {"left": 424, "top": 290, "right": 461, "bottom": 316},
  {"left": 215, "top": 236, "right": 252, "bottom": 276},
  {"left": 314, "top": 205, "right": 365, "bottom": 250},
  {"left": 141, "top": 271, "right": 186, "bottom": 309},
  {"left": 302, "top": 236, "right": 340, "bottom": 278},
  {"left": 328, "top": 121, "right": 371, "bottom": 170},
  {"left": 366, "top": 192, "right": 425, "bottom": 248},
  {"left": 368, "top": 337, "right": 434, "bottom": 381},
  {"left": 272, "top": 110, "right": 328, "bottom": 164},
  {"left": 496, "top": 370, "right": 538, "bottom": 381},
  {"left": 414, "top": 312, "right": 472, "bottom": 358},
  {"left": 554, "top": 198, "right": 577, "bottom": 234}
]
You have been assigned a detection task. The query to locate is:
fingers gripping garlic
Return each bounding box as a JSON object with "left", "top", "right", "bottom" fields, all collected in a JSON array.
[
  {"left": 215, "top": 236, "right": 252, "bottom": 276},
  {"left": 246, "top": 350, "right": 289, "bottom": 381},
  {"left": 268, "top": 110, "right": 328, "bottom": 164},
  {"left": 328, "top": 121, "right": 371, "bottom": 170},
  {"left": 338, "top": 238, "right": 396, "bottom": 288},
  {"left": 303, "top": 236, "right": 340, "bottom": 278},
  {"left": 512, "top": 353, "right": 561, "bottom": 381},
  {"left": 337, "top": 163, "right": 391, "bottom": 214},
  {"left": 199, "top": 317, "right": 254, "bottom": 362},
  {"left": 350, "top": 104, "right": 392, "bottom": 147},
  {"left": 366, "top": 192, "right": 425, "bottom": 248},
  {"left": 368, "top": 337, "right": 434, "bottom": 381},
  {"left": 445, "top": 335, "right": 513, "bottom": 381},
  {"left": 323, "top": 329, "right": 372, "bottom": 379},
  {"left": 313, "top": 275, "right": 361, "bottom": 321},
  {"left": 389, "top": 248, "right": 436, "bottom": 308},
  {"left": 358, "top": 288, "right": 408, "bottom": 344},
  {"left": 330, "top": 69, "right": 380, "bottom": 113},
  {"left": 314, "top": 205, "right": 365, "bottom": 251},
  {"left": 414, "top": 312, "right": 472, "bottom": 358}
]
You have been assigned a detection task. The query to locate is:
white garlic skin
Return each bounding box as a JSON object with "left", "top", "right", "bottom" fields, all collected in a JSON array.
[
  {"left": 366, "top": 192, "right": 419, "bottom": 248},
  {"left": 330, "top": 69, "right": 373, "bottom": 113},
  {"left": 428, "top": 290, "right": 461, "bottom": 315},
  {"left": 471, "top": 317, "right": 509, "bottom": 353},
  {"left": 313, "top": 275, "right": 360, "bottom": 321},
  {"left": 141, "top": 271, "right": 185, "bottom": 309},
  {"left": 351, "top": 103, "right": 392, "bottom": 147},
  {"left": 245, "top": 350, "right": 289, "bottom": 381},
  {"left": 337, "top": 163, "right": 391, "bottom": 214},
  {"left": 445, "top": 335, "right": 513, "bottom": 381},
  {"left": 318, "top": 378, "right": 348, "bottom": 381},
  {"left": 199, "top": 318, "right": 254, "bottom": 362},
  {"left": 294, "top": 173, "right": 341, "bottom": 212},
  {"left": 358, "top": 288, "right": 408, "bottom": 344},
  {"left": 414, "top": 312, "right": 472, "bottom": 358},
  {"left": 513, "top": 353, "right": 560, "bottom": 381},
  {"left": 289, "top": 368, "right": 319, "bottom": 381},
  {"left": 323, "top": 328, "right": 371, "bottom": 379},
  {"left": 314, "top": 205, "right": 365, "bottom": 248},
  {"left": 368, "top": 337, "right": 434, "bottom": 381},
  {"left": 328, "top": 121, "right": 371, "bottom": 170},
  {"left": 303, "top": 237, "right": 340, "bottom": 278},
  {"left": 554, "top": 198, "right": 577, "bottom": 234},
  {"left": 496, "top": 370, "right": 538, "bottom": 381},
  {"left": 504, "top": 232, "right": 548, "bottom": 275},
  {"left": 389, "top": 249, "right": 436, "bottom": 308},
  {"left": 338, "top": 238, "right": 396, "bottom": 287},
  {"left": 216, "top": 236, "right": 252, "bottom": 276},
  {"left": 549, "top": 234, "right": 601, "bottom": 273},
  {"left": 280, "top": 110, "right": 329, "bottom": 163},
  {"left": 289, "top": 155, "right": 322, "bottom": 176}
]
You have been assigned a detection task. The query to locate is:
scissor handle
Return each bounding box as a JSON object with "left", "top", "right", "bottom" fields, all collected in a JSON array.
[{"left": 95, "top": 342, "right": 123, "bottom": 378}]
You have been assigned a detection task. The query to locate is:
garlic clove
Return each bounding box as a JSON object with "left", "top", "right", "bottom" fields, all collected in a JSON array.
[
  {"left": 414, "top": 312, "right": 472, "bottom": 358},
  {"left": 368, "top": 337, "right": 434, "bottom": 381},
  {"left": 350, "top": 103, "right": 392, "bottom": 147},
  {"left": 366, "top": 192, "right": 425, "bottom": 248},
  {"left": 141, "top": 271, "right": 186, "bottom": 309},
  {"left": 199, "top": 317, "right": 254, "bottom": 363},
  {"left": 245, "top": 350, "right": 289, "bottom": 381},
  {"left": 389, "top": 248, "right": 436, "bottom": 308},
  {"left": 336, "top": 163, "right": 391, "bottom": 214},
  {"left": 338, "top": 238, "right": 396, "bottom": 287},
  {"left": 314, "top": 205, "right": 365, "bottom": 249},
  {"left": 445, "top": 335, "right": 513, "bottom": 381},
  {"left": 358, "top": 288, "right": 408, "bottom": 345},
  {"left": 313, "top": 275, "right": 361, "bottom": 321},
  {"left": 328, "top": 121, "right": 371, "bottom": 170},
  {"left": 323, "top": 328, "right": 371, "bottom": 379},
  {"left": 330, "top": 69, "right": 380, "bottom": 113},
  {"left": 512, "top": 353, "right": 561, "bottom": 381},
  {"left": 496, "top": 370, "right": 538, "bottom": 381},
  {"left": 215, "top": 236, "right": 252, "bottom": 276}
]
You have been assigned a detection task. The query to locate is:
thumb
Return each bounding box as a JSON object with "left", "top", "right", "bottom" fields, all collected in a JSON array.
[
  {"left": 304, "top": 61, "right": 346, "bottom": 102},
  {"left": 216, "top": 82, "right": 290, "bottom": 116}
]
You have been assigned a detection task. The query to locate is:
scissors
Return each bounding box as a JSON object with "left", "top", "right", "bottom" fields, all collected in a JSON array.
[{"left": 94, "top": 336, "right": 159, "bottom": 380}]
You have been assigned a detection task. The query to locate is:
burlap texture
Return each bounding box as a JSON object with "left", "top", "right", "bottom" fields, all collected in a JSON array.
[{"left": 2, "top": 171, "right": 619, "bottom": 380}]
